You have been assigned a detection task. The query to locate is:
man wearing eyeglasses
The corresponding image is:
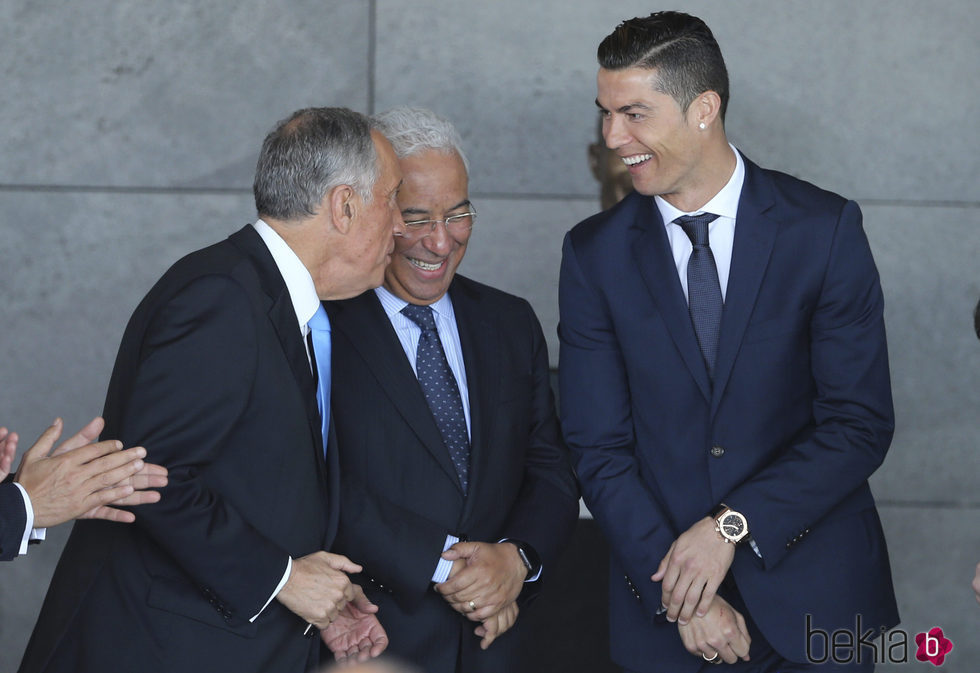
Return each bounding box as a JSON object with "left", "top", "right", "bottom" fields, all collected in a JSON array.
[{"left": 323, "top": 106, "right": 578, "bottom": 673}]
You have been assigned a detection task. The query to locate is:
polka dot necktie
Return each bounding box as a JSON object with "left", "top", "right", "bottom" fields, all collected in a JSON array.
[
  {"left": 401, "top": 304, "right": 470, "bottom": 492},
  {"left": 675, "top": 213, "right": 722, "bottom": 380}
]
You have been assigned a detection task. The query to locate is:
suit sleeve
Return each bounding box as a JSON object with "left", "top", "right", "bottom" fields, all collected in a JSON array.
[
  {"left": 725, "top": 200, "right": 894, "bottom": 569},
  {"left": 112, "top": 275, "right": 290, "bottom": 624},
  {"left": 558, "top": 232, "right": 677, "bottom": 619},
  {"left": 0, "top": 481, "right": 28, "bottom": 561},
  {"left": 338, "top": 471, "right": 456, "bottom": 610},
  {"left": 497, "top": 299, "right": 579, "bottom": 579}
]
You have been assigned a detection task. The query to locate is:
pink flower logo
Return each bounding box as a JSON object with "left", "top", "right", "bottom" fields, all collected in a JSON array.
[{"left": 915, "top": 627, "right": 953, "bottom": 666}]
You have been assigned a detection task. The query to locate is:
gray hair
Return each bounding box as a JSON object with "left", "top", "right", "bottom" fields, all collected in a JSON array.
[
  {"left": 253, "top": 107, "right": 379, "bottom": 221},
  {"left": 372, "top": 106, "right": 469, "bottom": 172}
]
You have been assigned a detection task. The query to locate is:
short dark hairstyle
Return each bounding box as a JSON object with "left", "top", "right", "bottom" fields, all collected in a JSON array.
[
  {"left": 598, "top": 11, "right": 730, "bottom": 121},
  {"left": 253, "top": 107, "right": 379, "bottom": 221}
]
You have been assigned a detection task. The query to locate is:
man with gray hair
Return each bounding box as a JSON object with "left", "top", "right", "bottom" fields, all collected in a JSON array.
[
  {"left": 325, "top": 106, "right": 578, "bottom": 673},
  {"left": 20, "top": 107, "right": 404, "bottom": 673}
]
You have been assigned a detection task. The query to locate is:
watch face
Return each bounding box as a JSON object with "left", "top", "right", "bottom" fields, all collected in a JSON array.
[{"left": 722, "top": 514, "right": 745, "bottom": 537}]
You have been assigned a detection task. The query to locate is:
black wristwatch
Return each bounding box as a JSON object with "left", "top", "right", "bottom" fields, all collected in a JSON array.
[{"left": 505, "top": 539, "right": 541, "bottom": 580}]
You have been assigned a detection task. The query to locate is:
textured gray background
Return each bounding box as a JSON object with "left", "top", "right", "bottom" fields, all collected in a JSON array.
[{"left": 1, "top": 1, "right": 978, "bottom": 670}]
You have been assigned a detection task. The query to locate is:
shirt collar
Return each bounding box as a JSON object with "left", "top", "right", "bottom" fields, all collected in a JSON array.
[
  {"left": 655, "top": 144, "right": 745, "bottom": 225},
  {"left": 252, "top": 219, "right": 320, "bottom": 332},
  {"left": 375, "top": 285, "right": 456, "bottom": 323}
]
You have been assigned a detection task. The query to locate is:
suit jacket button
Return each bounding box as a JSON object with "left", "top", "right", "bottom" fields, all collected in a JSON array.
[{"left": 710, "top": 445, "right": 725, "bottom": 458}]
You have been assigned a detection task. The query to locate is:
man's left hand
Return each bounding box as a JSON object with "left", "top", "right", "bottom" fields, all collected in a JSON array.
[
  {"left": 652, "top": 516, "right": 735, "bottom": 624},
  {"left": 474, "top": 600, "right": 519, "bottom": 650},
  {"left": 320, "top": 584, "right": 389, "bottom": 665},
  {"left": 435, "top": 541, "right": 527, "bottom": 621}
]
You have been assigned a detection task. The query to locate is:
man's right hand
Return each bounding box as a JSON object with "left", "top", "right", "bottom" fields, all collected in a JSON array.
[
  {"left": 276, "top": 551, "right": 362, "bottom": 629},
  {"left": 676, "top": 595, "right": 751, "bottom": 665}
]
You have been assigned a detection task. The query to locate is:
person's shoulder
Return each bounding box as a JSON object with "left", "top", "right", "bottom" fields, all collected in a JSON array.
[
  {"left": 748, "top": 157, "right": 851, "bottom": 217},
  {"left": 143, "top": 228, "right": 265, "bottom": 305},
  {"left": 568, "top": 190, "right": 651, "bottom": 247}
]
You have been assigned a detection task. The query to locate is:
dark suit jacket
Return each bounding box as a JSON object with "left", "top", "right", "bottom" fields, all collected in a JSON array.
[
  {"left": 559, "top": 155, "right": 899, "bottom": 672},
  {"left": 325, "top": 276, "right": 578, "bottom": 673},
  {"left": 19, "top": 225, "right": 338, "bottom": 673},
  {"left": 0, "top": 481, "right": 27, "bottom": 561}
]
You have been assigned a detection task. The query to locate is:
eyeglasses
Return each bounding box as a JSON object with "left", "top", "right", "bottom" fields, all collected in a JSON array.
[{"left": 396, "top": 210, "right": 477, "bottom": 239}]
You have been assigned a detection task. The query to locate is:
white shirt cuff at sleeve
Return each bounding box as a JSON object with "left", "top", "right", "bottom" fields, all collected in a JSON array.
[
  {"left": 12, "top": 482, "right": 44, "bottom": 554},
  {"left": 250, "top": 556, "right": 292, "bottom": 622},
  {"left": 431, "top": 534, "right": 460, "bottom": 583}
]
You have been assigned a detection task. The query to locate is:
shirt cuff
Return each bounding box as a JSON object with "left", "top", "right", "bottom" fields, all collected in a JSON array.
[
  {"left": 250, "top": 556, "right": 292, "bottom": 622},
  {"left": 431, "top": 534, "right": 460, "bottom": 583},
  {"left": 12, "top": 482, "right": 43, "bottom": 554}
]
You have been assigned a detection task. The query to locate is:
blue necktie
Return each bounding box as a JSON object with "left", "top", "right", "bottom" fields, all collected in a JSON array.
[
  {"left": 676, "top": 213, "right": 723, "bottom": 379},
  {"left": 401, "top": 304, "right": 470, "bottom": 492},
  {"left": 307, "top": 305, "right": 331, "bottom": 457}
]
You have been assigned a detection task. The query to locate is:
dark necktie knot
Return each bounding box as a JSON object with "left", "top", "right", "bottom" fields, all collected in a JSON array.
[
  {"left": 401, "top": 304, "right": 437, "bottom": 332},
  {"left": 674, "top": 213, "right": 719, "bottom": 247}
]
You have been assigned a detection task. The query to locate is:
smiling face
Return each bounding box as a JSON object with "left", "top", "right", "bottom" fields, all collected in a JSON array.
[
  {"left": 384, "top": 149, "right": 471, "bottom": 306},
  {"left": 596, "top": 66, "right": 708, "bottom": 205}
]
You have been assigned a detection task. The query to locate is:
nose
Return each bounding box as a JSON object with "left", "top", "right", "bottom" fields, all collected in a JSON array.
[
  {"left": 391, "top": 207, "right": 407, "bottom": 237},
  {"left": 604, "top": 114, "right": 629, "bottom": 151},
  {"left": 422, "top": 219, "right": 453, "bottom": 255}
]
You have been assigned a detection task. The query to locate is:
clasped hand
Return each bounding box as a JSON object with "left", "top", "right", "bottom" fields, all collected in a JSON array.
[
  {"left": 677, "top": 595, "right": 751, "bottom": 665},
  {"left": 435, "top": 541, "right": 527, "bottom": 649},
  {"left": 652, "top": 516, "right": 735, "bottom": 625}
]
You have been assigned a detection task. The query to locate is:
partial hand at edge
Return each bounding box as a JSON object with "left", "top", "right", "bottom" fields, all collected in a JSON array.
[
  {"left": 973, "top": 561, "right": 980, "bottom": 606},
  {"left": 276, "top": 551, "right": 361, "bottom": 629},
  {"left": 651, "top": 516, "right": 734, "bottom": 625},
  {"left": 0, "top": 427, "right": 16, "bottom": 481}
]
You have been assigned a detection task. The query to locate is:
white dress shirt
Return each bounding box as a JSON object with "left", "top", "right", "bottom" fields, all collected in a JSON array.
[{"left": 250, "top": 219, "right": 323, "bottom": 619}]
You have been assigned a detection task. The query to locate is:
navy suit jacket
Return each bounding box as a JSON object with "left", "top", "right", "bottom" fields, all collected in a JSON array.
[
  {"left": 0, "top": 481, "right": 27, "bottom": 561},
  {"left": 326, "top": 276, "right": 578, "bottom": 673},
  {"left": 559, "top": 154, "right": 899, "bottom": 671},
  {"left": 19, "top": 225, "right": 338, "bottom": 673}
]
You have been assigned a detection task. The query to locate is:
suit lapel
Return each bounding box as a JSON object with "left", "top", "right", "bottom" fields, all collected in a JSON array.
[
  {"left": 631, "top": 199, "right": 713, "bottom": 402},
  {"left": 228, "top": 226, "right": 327, "bottom": 485},
  {"left": 326, "top": 291, "right": 464, "bottom": 491},
  {"left": 450, "top": 277, "right": 500, "bottom": 518},
  {"left": 710, "top": 157, "right": 779, "bottom": 417}
]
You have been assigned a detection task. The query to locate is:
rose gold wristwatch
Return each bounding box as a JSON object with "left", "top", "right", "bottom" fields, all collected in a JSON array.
[{"left": 711, "top": 504, "right": 750, "bottom": 545}]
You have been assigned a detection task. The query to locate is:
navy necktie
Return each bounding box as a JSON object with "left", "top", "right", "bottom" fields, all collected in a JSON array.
[
  {"left": 676, "top": 213, "right": 723, "bottom": 379},
  {"left": 307, "top": 305, "right": 331, "bottom": 457},
  {"left": 401, "top": 304, "right": 470, "bottom": 492}
]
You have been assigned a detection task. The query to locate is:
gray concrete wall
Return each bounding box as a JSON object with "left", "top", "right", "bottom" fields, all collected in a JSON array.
[{"left": 1, "top": 1, "right": 977, "bottom": 670}]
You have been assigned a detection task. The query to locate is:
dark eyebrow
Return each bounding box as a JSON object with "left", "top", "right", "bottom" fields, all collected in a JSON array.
[{"left": 595, "top": 98, "right": 652, "bottom": 114}]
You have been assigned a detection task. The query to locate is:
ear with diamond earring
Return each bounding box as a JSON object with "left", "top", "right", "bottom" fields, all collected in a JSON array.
[{"left": 699, "top": 122, "right": 706, "bottom": 130}]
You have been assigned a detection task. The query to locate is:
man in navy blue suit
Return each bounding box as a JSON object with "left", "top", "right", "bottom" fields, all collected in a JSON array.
[{"left": 559, "top": 12, "right": 898, "bottom": 672}]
